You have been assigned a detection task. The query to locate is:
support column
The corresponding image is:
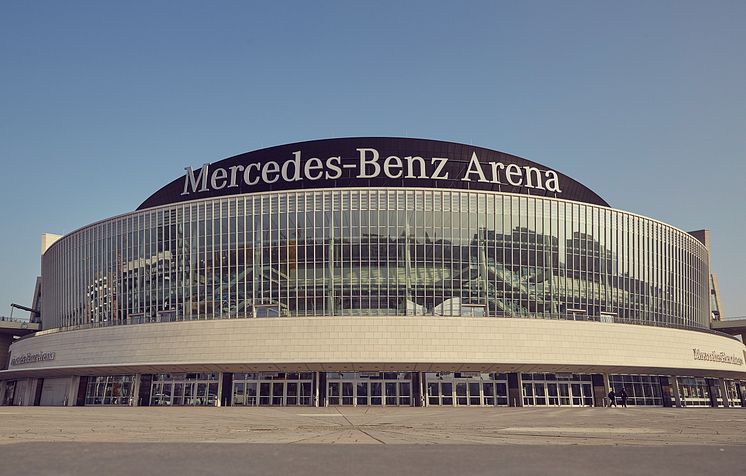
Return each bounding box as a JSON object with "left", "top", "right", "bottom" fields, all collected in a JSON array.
[
  {"left": 314, "top": 372, "right": 319, "bottom": 407},
  {"left": 219, "top": 372, "right": 234, "bottom": 407},
  {"left": 507, "top": 372, "right": 523, "bottom": 407},
  {"left": 130, "top": 375, "right": 141, "bottom": 407},
  {"left": 14, "top": 379, "right": 28, "bottom": 406},
  {"left": 75, "top": 377, "right": 89, "bottom": 406},
  {"left": 0, "top": 334, "right": 12, "bottom": 371},
  {"left": 718, "top": 379, "right": 731, "bottom": 408},
  {"left": 33, "top": 378, "right": 43, "bottom": 406},
  {"left": 318, "top": 372, "right": 327, "bottom": 407},
  {"left": 659, "top": 376, "right": 674, "bottom": 408},
  {"left": 479, "top": 376, "right": 485, "bottom": 406},
  {"left": 138, "top": 374, "right": 153, "bottom": 406},
  {"left": 412, "top": 372, "right": 422, "bottom": 407},
  {"left": 5, "top": 380, "right": 17, "bottom": 406},
  {"left": 591, "top": 374, "right": 608, "bottom": 407},
  {"left": 670, "top": 376, "right": 683, "bottom": 408},
  {"left": 13, "top": 380, "right": 27, "bottom": 406},
  {"left": 706, "top": 378, "right": 719, "bottom": 408},
  {"left": 422, "top": 372, "right": 429, "bottom": 407},
  {"left": 66, "top": 376, "right": 80, "bottom": 407},
  {"left": 216, "top": 372, "right": 223, "bottom": 407}
]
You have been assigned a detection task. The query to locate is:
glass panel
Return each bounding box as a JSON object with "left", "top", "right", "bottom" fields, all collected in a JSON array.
[
  {"left": 547, "top": 383, "right": 558, "bottom": 406},
  {"left": 184, "top": 383, "right": 194, "bottom": 405},
  {"left": 272, "top": 382, "right": 284, "bottom": 406},
  {"left": 286, "top": 382, "right": 298, "bottom": 406},
  {"left": 582, "top": 384, "right": 593, "bottom": 406},
  {"left": 440, "top": 383, "right": 453, "bottom": 406},
  {"left": 456, "top": 382, "right": 467, "bottom": 406},
  {"left": 469, "top": 382, "right": 481, "bottom": 406},
  {"left": 44, "top": 189, "right": 710, "bottom": 346},
  {"left": 328, "top": 382, "right": 340, "bottom": 405},
  {"left": 399, "top": 382, "right": 411, "bottom": 406},
  {"left": 535, "top": 383, "right": 546, "bottom": 406},
  {"left": 342, "top": 382, "right": 354, "bottom": 405},
  {"left": 522, "top": 383, "right": 534, "bottom": 406},
  {"left": 385, "top": 382, "right": 398, "bottom": 406},
  {"left": 246, "top": 383, "right": 257, "bottom": 406},
  {"left": 356, "top": 382, "right": 368, "bottom": 406},
  {"left": 370, "top": 382, "right": 382, "bottom": 406},
  {"left": 172, "top": 383, "right": 183, "bottom": 405},
  {"left": 260, "top": 383, "right": 271, "bottom": 405},
  {"left": 483, "top": 383, "right": 495, "bottom": 406},
  {"left": 496, "top": 383, "right": 508, "bottom": 406},
  {"left": 300, "top": 382, "right": 312, "bottom": 406},
  {"left": 571, "top": 383, "right": 582, "bottom": 406},
  {"left": 428, "top": 383, "right": 439, "bottom": 406}
]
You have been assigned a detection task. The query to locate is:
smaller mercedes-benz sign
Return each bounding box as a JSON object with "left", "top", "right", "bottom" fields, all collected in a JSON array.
[
  {"left": 10, "top": 351, "right": 56, "bottom": 366},
  {"left": 692, "top": 348, "right": 744, "bottom": 366}
]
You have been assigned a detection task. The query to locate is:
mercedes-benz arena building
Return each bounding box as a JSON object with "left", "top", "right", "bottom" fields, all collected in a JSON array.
[{"left": 2, "top": 137, "right": 745, "bottom": 408}]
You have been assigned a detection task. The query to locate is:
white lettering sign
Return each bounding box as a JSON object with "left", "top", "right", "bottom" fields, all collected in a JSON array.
[
  {"left": 692, "top": 348, "right": 744, "bottom": 366},
  {"left": 181, "top": 148, "right": 562, "bottom": 196},
  {"left": 10, "top": 351, "right": 56, "bottom": 366}
]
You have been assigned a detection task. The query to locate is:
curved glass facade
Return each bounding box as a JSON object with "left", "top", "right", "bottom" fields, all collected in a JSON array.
[{"left": 41, "top": 189, "right": 710, "bottom": 331}]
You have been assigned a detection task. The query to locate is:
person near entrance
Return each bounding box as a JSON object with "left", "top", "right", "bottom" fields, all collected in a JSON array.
[
  {"left": 607, "top": 389, "right": 616, "bottom": 407},
  {"left": 619, "top": 388, "right": 628, "bottom": 408}
]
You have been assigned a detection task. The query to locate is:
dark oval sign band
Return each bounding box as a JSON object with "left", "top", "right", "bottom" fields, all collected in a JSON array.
[{"left": 138, "top": 137, "right": 609, "bottom": 210}]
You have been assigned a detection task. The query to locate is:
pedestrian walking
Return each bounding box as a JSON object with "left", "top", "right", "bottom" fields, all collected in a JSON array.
[
  {"left": 620, "top": 388, "right": 628, "bottom": 408},
  {"left": 607, "top": 389, "right": 616, "bottom": 407}
]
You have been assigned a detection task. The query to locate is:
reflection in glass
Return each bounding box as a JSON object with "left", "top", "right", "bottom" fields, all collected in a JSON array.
[{"left": 43, "top": 189, "right": 710, "bottom": 332}]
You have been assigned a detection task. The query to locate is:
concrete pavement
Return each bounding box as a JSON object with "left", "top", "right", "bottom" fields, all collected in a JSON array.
[
  {"left": 1, "top": 406, "right": 745, "bottom": 446},
  {"left": 0, "top": 407, "right": 744, "bottom": 475}
]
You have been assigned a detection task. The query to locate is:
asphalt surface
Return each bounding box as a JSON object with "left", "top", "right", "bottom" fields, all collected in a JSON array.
[
  {"left": 0, "top": 406, "right": 744, "bottom": 475},
  {"left": 0, "top": 443, "right": 742, "bottom": 476}
]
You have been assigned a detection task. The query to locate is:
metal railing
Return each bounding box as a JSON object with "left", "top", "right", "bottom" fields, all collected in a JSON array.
[
  {"left": 21, "top": 311, "right": 740, "bottom": 342},
  {"left": 0, "top": 316, "right": 33, "bottom": 323}
]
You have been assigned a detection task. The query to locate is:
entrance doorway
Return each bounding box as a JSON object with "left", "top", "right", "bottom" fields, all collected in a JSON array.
[
  {"left": 150, "top": 373, "right": 219, "bottom": 406},
  {"left": 2, "top": 381, "right": 16, "bottom": 406},
  {"left": 326, "top": 372, "right": 412, "bottom": 406},
  {"left": 426, "top": 373, "right": 509, "bottom": 406},
  {"left": 677, "top": 377, "right": 711, "bottom": 407},
  {"left": 521, "top": 373, "right": 593, "bottom": 406},
  {"left": 232, "top": 372, "right": 313, "bottom": 406}
]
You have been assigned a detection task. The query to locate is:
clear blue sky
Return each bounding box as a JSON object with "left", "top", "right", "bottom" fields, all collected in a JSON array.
[{"left": 1, "top": 1, "right": 744, "bottom": 318}]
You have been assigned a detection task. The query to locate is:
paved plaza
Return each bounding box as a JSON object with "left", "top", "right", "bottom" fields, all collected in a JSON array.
[
  {"left": 2, "top": 406, "right": 746, "bottom": 446},
  {"left": 0, "top": 407, "right": 744, "bottom": 475}
]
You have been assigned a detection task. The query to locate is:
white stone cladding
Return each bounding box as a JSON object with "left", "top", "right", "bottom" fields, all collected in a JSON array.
[{"left": 3, "top": 317, "right": 745, "bottom": 379}]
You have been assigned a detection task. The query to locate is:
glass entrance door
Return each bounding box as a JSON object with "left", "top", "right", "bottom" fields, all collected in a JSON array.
[
  {"left": 259, "top": 382, "right": 271, "bottom": 405},
  {"left": 272, "top": 382, "right": 285, "bottom": 406},
  {"left": 328, "top": 382, "right": 341, "bottom": 405},
  {"left": 342, "top": 382, "right": 354, "bottom": 405},
  {"left": 547, "top": 383, "right": 559, "bottom": 405},
  {"left": 356, "top": 381, "right": 368, "bottom": 405},
  {"left": 3, "top": 381, "right": 16, "bottom": 406},
  {"left": 232, "top": 372, "right": 313, "bottom": 406},
  {"left": 370, "top": 382, "right": 382, "bottom": 406},
  {"left": 521, "top": 374, "right": 594, "bottom": 407},
  {"left": 426, "top": 373, "right": 509, "bottom": 406},
  {"left": 150, "top": 373, "right": 218, "bottom": 406},
  {"left": 677, "top": 377, "right": 711, "bottom": 407},
  {"left": 325, "top": 372, "right": 412, "bottom": 406},
  {"left": 455, "top": 382, "right": 468, "bottom": 406}
]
